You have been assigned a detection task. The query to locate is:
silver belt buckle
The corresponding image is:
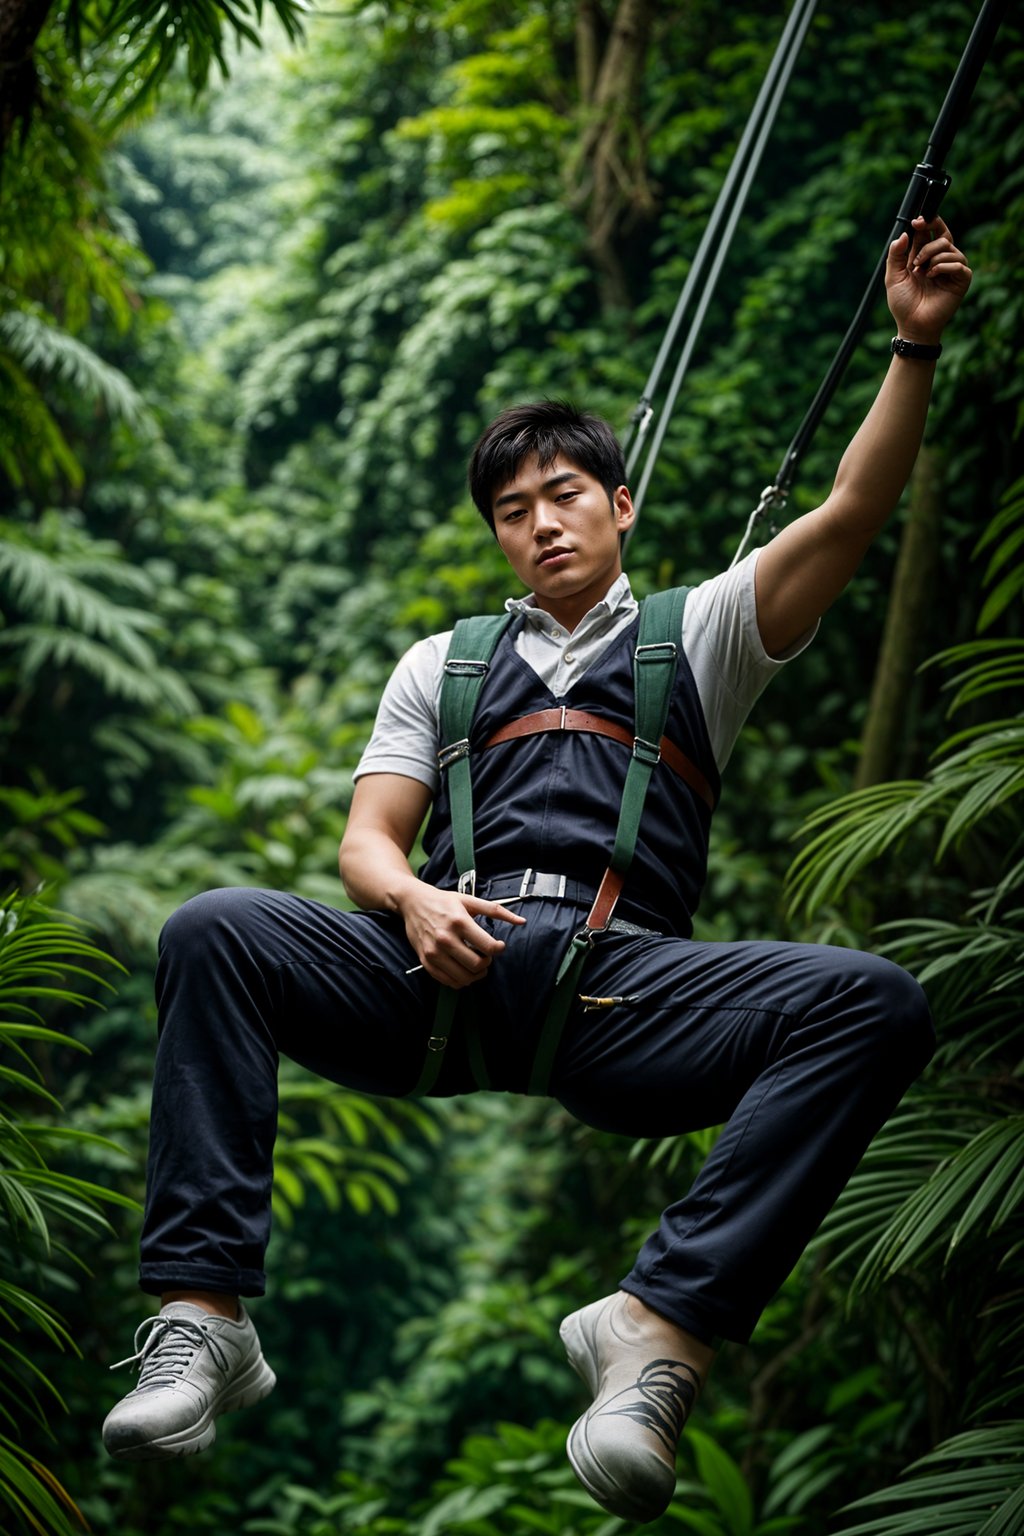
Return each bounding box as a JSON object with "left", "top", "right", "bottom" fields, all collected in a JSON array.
[{"left": 518, "top": 869, "right": 567, "bottom": 899}]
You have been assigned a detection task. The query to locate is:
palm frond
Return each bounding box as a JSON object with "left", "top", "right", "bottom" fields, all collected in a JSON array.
[
  {"left": 973, "top": 472, "right": 1024, "bottom": 631},
  {"left": 844, "top": 1115, "right": 1024, "bottom": 1295},
  {"left": 0, "top": 530, "right": 201, "bottom": 715},
  {"left": 932, "top": 639, "right": 1024, "bottom": 713},
  {"left": 835, "top": 1422, "right": 1024, "bottom": 1536},
  {"left": 785, "top": 782, "right": 936, "bottom": 918},
  {"left": 271, "top": 1071, "right": 439, "bottom": 1229},
  {"left": 810, "top": 1102, "right": 978, "bottom": 1276},
  {"left": 85, "top": 0, "right": 311, "bottom": 123},
  {"left": 878, "top": 918, "right": 1024, "bottom": 1014},
  {"left": 787, "top": 468, "right": 1024, "bottom": 920},
  {"left": 0, "top": 889, "right": 132, "bottom": 1536},
  {"left": 0, "top": 1437, "right": 88, "bottom": 1536}
]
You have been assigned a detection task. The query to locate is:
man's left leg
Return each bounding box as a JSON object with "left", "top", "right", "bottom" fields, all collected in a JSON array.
[
  {"left": 103, "top": 887, "right": 464, "bottom": 1461},
  {"left": 550, "top": 934, "right": 934, "bottom": 1521}
]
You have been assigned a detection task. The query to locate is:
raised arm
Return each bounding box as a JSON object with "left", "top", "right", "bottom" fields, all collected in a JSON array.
[
  {"left": 340, "top": 773, "right": 524, "bottom": 988},
  {"left": 753, "top": 214, "right": 972, "bottom": 658}
]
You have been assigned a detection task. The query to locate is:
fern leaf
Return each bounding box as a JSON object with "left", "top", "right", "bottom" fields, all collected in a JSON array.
[
  {"left": 3, "top": 630, "right": 195, "bottom": 715},
  {"left": 0, "top": 310, "right": 152, "bottom": 431},
  {"left": 0, "top": 353, "right": 83, "bottom": 489}
]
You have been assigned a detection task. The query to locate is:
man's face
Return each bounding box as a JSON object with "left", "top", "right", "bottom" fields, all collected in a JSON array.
[{"left": 491, "top": 454, "right": 635, "bottom": 627}]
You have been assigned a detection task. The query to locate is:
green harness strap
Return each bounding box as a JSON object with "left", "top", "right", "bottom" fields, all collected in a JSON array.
[
  {"left": 610, "top": 585, "right": 689, "bottom": 883},
  {"left": 408, "top": 613, "right": 510, "bottom": 1098},
  {"left": 410, "top": 589, "right": 689, "bottom": 1098}
]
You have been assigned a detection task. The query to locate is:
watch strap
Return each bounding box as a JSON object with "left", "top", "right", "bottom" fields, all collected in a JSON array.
[{"left": 891, "top": 336, "right": 942, "bottom": 361}]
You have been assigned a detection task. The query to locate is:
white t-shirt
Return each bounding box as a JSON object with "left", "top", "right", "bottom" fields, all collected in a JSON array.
[{"left": 354, "top": 548, "right": 815, "bottom": 793}]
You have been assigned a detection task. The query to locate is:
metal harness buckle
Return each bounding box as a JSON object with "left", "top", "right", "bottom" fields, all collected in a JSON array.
[
  {"left": 632, "top": 736, "right": 662, "bottom": 767},
  {"left": 438, "top": 738, "right": 470, "bottom": 770},
  {"left": 634, "top": 641, "right": 677, "bottom": 664},
  {"left": 458, "top": 869, "right": 477, "bottom": 897},
  {"left": 444, "top": 659, "right": 490, "bottom": 677}
]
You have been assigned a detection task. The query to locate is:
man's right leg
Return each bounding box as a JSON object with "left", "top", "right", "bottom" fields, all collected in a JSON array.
[
  {"left": 104, "top": 885, "right": 458, "bottom": 1459},
  {"left": 549, "top": 933, "right": 934, "bottom": 1520}
]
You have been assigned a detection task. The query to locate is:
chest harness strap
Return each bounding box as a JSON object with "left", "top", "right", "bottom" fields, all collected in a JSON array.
[{"left": 409, "top": 588, "right": 691, "bottom": 1098}]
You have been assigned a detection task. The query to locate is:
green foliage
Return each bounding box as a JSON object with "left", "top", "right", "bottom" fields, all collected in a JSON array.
[
  {"left": 0, "top": 308, "right": 151, "bottom": 435},
  {"left": 0, "top": 887, "right": 132, "bottom": 1536},
  {"left": 834, "top": 1424, "right": 1024, "bottom": 1536},
  {"left": 0, "top": 516, "right": 195, "bottom": 713},
  {"left": 66, "top": 0, "right": 312, "bottom": 124},
  {"left": 789, "top": 453, "right": 1024, "bottom": 1524},
  {"left": 0, "top": 781, "right": 105, "bottom": 889},
  {"left": 0, "top": 35, "right": 143, "bottom": 495},
  {"left": 786, "top": 476, "right": 1024, "bottom": 920},
  {"left": 2, "top": 2, "right": 1022, "bottom": 1532},
  {"left": 273, "top": 1078, "right": 441, "bottom": 1228}
]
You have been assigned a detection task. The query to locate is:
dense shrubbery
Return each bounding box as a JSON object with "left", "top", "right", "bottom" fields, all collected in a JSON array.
[{"left": 0, "top": 2, "right": 1021, "bottom": 1532}]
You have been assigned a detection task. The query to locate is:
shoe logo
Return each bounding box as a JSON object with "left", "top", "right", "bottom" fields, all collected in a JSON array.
[{"left": 595, "top": 1358, "right": 699, "bottom": 1456}]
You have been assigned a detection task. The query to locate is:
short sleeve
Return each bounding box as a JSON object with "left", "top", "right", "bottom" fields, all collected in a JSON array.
[
  {"left": 353, "top": 633, "right": 451, "bottom": 793},
  {"left": 682, "top": 548, "right": 817, "bottom": 771}
]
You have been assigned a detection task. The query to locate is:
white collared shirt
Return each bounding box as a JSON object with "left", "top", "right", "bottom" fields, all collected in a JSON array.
[
  {"left": 354, "top": 548, "right": 815, "bottom": 793},
  {"left": 503, "top": 570, "right": 637, "bottom": 699}
]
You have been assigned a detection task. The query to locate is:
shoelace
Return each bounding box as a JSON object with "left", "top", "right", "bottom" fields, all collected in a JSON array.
[{"left": 109, "top": 1316, "right": 230, "bottom": 1389}]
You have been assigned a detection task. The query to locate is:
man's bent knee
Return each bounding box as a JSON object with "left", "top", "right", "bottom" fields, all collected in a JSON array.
[
  {"left": 849, "top": 951, "right": 935, "bottom": 1076},
  {"left": 158, "top": 887, "right": 266, "bottom": 962}
]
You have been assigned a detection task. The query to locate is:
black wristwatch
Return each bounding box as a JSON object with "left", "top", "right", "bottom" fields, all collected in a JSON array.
[{"left": 891, "top": 336, "right": 942, "bottom": 361}]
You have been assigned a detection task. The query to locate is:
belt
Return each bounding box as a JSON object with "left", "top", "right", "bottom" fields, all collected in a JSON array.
[
  {"left": 481, "top": 707, "right": 715, "bottom": 812},
  {"left": 473, "top": 869, "right": 663, "bottom": 938}
]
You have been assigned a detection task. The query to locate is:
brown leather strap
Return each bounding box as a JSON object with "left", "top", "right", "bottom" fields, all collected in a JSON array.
[
  {"left": 482, "top": 707, "right": 715, "bottom": 812},
  {"left": 585, "top": 868, "right": 624, "bottom": 932}
]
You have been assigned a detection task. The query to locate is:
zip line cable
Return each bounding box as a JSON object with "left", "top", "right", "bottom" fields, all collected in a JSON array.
[
  {"left": 615, "top": 0, "right": 1007, "bottom": 562},
  {"left": 622, "top": 0, "right": 818, "bottom": 540},
  {"left": 729, "top": 0, "right": 1008, "bottom": 563},
  {"left": 626, "top": 0, "right": 819, "bottom": 542}
]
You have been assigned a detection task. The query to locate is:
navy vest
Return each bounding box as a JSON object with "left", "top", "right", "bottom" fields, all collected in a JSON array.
[{"left": 418, "top": 614, "right": 721, "bottom": 938}]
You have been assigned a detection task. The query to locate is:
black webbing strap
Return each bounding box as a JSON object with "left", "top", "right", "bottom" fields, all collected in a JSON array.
[
  {"left": 526, "top": 586, "right": 688, "bottom": 1095},
  {"left": 733, "top": 0, "right": 1007, "bottom": 565}
]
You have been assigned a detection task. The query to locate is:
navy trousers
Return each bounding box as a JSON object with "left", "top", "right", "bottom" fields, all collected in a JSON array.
[{"left": 140, "top": 884, "right": 933, "bottom": 1345}]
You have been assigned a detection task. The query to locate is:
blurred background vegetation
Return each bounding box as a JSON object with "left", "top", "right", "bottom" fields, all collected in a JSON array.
[{"left": 0, "top": 0, "right": 1021, "bottom": 1531}]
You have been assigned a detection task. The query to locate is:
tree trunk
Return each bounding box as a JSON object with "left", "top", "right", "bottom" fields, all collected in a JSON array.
[
  {"left": 569, "top": 0, "right": 656, "bottom": 314},
  {"left": 855, "top": 446, "right": 943, "bottom": 790},
  {"left": 575, "top": 0, "right": 602, "bottom": 105},
  {"left": 0, "top": 0, "right": 53, "bottom": 157}
]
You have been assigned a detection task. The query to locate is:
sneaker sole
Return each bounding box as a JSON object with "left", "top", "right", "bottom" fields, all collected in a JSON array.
[{"left": 106, "top": 1352, "right": 277, "bottom": 1461}]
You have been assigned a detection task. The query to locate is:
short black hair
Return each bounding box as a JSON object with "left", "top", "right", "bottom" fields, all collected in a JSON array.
[{"left": 468, "top": 399, "right": 625, "bottom": 530}]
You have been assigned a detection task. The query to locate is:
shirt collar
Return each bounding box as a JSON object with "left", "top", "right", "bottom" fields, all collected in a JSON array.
[{"left": 505, "top": 571, "right": 635, "bottom": 628}]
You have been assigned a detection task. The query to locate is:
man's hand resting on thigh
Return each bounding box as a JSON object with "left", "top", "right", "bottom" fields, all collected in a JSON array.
[{"left": 338, "top": 771, "right": 525, "bottom": 987}]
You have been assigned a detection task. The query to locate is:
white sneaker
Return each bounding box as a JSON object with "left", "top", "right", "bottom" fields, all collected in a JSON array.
[
  {"left": 102, "top": 1302, "right": 276, "bottom": 1460},
  {"left": 560, "top": 1292, "right": 703, "bottom": 1523}
]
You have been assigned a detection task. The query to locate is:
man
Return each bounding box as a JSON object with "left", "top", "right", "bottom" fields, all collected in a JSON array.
[{"left": 103, "top": 217, "right": 970, "bottom": 1523}]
